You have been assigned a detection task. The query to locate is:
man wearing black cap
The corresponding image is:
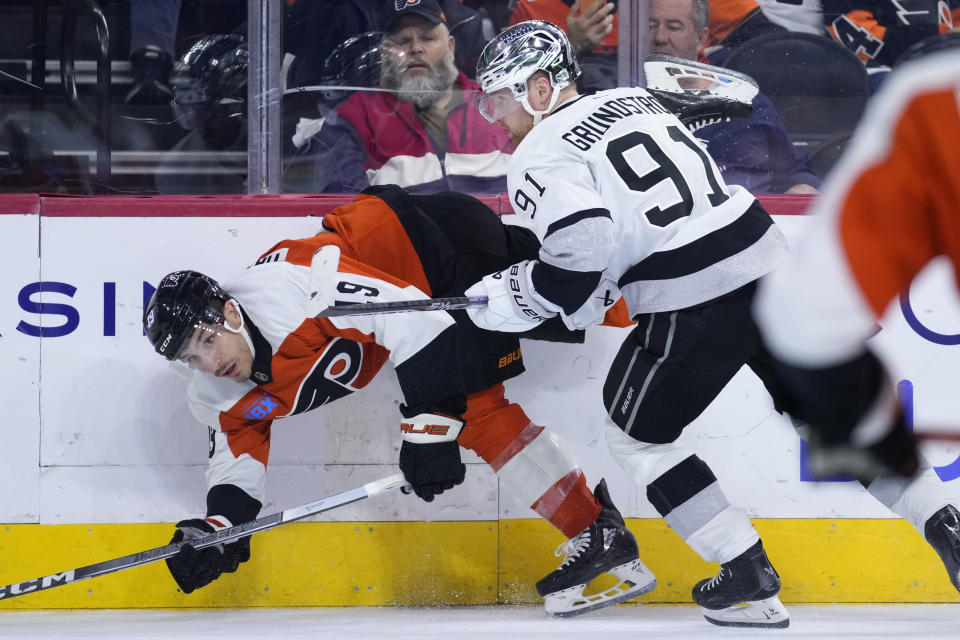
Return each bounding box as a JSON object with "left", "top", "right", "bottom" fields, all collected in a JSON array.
[{"left": 304, "top": 0, "right": 512, "bottom": 195}]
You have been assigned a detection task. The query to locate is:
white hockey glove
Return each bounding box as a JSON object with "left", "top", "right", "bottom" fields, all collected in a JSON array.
[
  {"left": 166, "top": 516, "right": 251, "bottom": 594},
  {"left": 398, "top": 412, "right": 466, "bottom": 502},
  {"left": 465, "top": 261, "right": 557, "bottom": 333},
  {"left": 563, "top": 278, "right": 623, "bottom": 330}
]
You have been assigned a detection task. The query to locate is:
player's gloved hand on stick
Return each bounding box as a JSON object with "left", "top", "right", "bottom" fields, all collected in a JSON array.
[
  {"left": 166, "top": 516, "right": 251, "bottom": 594},
  {"left": 398, "top": 412, "right": 466, "bottom": 502},
  {"left": 465, "top": 261, "right": 556, "bottom": 333}
]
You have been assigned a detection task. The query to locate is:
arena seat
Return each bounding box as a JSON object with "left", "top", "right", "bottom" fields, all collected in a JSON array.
[{"left": 722, "top": 32, "right": 870, "bottom": 150}]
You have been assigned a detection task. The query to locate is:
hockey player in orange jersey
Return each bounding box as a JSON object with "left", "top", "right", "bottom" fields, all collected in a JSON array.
[
  {"left": 142, "top": 185, "right": 653, "bottom": 617},
  {"left": 755, "top": 50, "right": 960, "bottom": 590}
]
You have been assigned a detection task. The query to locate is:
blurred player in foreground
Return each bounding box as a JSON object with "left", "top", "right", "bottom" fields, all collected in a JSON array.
[
  {"left": 755, "top": 50, "right": 960, "bottom": 591},
  {"left": 142, "top": 186, "right": 652, "bottom": 617}
]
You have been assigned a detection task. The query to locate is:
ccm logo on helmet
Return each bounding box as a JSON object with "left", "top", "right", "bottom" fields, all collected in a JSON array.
[{"left": 400, "top": 422, "right": 451, "bottom": 436}]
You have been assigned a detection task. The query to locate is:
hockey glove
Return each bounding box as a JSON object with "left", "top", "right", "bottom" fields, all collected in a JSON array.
[
  {"left": 465, "top": 261, "right": 556, "bottom": 333},
  {"left": 399, "top": 413, "right": 466, "bottom": 502},
  {"left": 166, "top": 516, "right": 251, "bottom": 594}
]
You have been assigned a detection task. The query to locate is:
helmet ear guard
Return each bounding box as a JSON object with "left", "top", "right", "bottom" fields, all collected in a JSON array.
[{"left": 143, "top": 270, "right": 230, "bottom": 361}]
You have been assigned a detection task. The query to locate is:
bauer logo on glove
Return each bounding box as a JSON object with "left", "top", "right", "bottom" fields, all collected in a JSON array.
[{"left": 465, "top": 261, "right": 557, "bottom": 333}]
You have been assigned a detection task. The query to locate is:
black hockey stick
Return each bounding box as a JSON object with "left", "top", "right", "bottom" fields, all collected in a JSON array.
[
  {"left": 0, "top": 473, "right": 409, "bottom": 601},
  {"left": 315, "top": 296, "right": 489, "bottom": 317}
]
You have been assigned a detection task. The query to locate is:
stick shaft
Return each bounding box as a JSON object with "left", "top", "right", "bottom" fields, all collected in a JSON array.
[
  {"left": 315, "top": 296, "right": 488, "bottom": 317},
  {"left": 0, "top": 473, "right": 408, "bottom": 600}
]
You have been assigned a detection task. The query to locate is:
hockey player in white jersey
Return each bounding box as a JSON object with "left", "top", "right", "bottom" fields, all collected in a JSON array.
[
  {"left": 466, "top": 19, "right": 960, "bottom": 626},
  {"left": 465, "top": 20, "right": 790, "bottom": 629}
]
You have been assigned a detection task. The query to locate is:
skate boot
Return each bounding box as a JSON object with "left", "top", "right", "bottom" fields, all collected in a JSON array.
[
  {"left": 535, "top": 479, "right": 656, "bottom": 618},
  {"left": 924, "top": 504, "right": 960, "bottom": 592},
  {"left": 692, "top": 540, "right": 789, "bottom": 628}
]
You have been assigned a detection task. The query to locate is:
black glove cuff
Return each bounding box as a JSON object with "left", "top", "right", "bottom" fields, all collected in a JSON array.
[{"left": 206, "top": 484, "right": 262, "bottom": 525}]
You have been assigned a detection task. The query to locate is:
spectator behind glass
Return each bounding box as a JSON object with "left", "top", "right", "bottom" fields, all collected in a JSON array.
[
  {"left": 302, "top": 0, "right": 513, "bottom": 194},
  {"left": 822, "top": 1, "right": 960, "bottom": 91},
  {"left": 508, "top": 1, "right": 618, "bottom": 93},
  {"left": 650, "top": 0, "right": 820, "bottom": 195},
  {"left": 285, "top": 0, "right": 486, "bottom": 85}
]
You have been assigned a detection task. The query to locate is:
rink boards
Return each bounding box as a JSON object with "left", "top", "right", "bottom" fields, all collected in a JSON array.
[{"left": 1, "top": 194, "right": 959, "bottom": 608}]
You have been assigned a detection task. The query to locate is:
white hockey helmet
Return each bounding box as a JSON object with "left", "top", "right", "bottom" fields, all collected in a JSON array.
[{"left": 475, "top": 20, "right": 580, "bottom": 123}]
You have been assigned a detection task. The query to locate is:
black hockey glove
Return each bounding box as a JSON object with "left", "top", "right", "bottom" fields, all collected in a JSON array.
[
  {"left": 166, "top": 516, "right": 251, "bottom": 594},
  {"left": 398, "top": 413, "right": 466, "bottom": 502}
]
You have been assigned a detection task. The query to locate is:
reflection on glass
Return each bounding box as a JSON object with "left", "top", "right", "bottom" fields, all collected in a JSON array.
[{"left": 3, "top": 2, "right": 959, "bottom": 197}]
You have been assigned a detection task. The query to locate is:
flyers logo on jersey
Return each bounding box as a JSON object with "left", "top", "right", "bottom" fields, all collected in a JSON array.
[
  {"left": 400, "top": 422, "right": 451, "bottom": 436},
  {"left": 395, "top": 0, "right": 420, "bottom": 9}
]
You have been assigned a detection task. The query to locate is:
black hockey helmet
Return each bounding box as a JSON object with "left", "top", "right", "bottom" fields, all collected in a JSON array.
[
  {"left": 322, "top": 31, "right": 383, "bottom": 89},
  {"left": 172, "top": 34, "right": 248, "bottom": 146},
  {"left": 144, "top": 270, "right": 230, "bottom": 361}
]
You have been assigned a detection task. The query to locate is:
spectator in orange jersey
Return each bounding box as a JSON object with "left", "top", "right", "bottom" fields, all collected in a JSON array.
[{"left": 821, "top": 1, "right": 960, "bottom": 90}]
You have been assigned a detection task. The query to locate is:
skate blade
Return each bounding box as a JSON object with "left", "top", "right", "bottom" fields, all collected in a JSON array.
[
  {"left": 701, "top": 595, "right": 790, "bottom": 629},
  {"left": 544, "top": 558, "right": 657, "bottom": 619}
]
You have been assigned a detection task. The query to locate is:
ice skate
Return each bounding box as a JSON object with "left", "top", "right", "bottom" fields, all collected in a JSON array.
[
  {"left": 536, "top": 479, "right": 656, "bottom": 618},
  {"left": 692, "top": 540, "right": 789, "bottom": 628},
  {"left": 925, "top": 504, "right": 960, "bottom": 592}
]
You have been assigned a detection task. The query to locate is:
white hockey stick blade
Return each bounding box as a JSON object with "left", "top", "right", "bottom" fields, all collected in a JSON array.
[
  {"left": 315, "top": 295, "right": 489, "bottom": 317},
  {"left": 0, "top": 473, "right": 409, "bottom": 601}
]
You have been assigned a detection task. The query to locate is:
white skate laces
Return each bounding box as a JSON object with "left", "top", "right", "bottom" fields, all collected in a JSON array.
[
  {"left": 702, "top": 567, "right": 727, "bottom": 591},
  {"left": 555, "top": 530, "right": 591, "bottom": 567}
]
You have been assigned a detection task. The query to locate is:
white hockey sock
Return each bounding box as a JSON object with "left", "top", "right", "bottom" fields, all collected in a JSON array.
[
  {"left": 605, "top": 422, "right": 759, "bottom": 564},
  {"left": 866, "top": 458, "right": 957, "bottom": 536}
]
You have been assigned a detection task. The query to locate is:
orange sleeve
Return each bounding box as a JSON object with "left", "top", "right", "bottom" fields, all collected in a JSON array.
[
  {"left": 707, "top": 0, "right": 760, "bottom": 48},
  {"left": 220, "top": 414, "right": 272, "bottom": 467},
  {"left": 838, "top": 90, "right": 960, "bottom": 316},
  {"left": 600, "top": 297, "right": 636, "bottom": 327}
]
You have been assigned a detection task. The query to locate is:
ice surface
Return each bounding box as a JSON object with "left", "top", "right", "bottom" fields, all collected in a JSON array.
[{"left": 0, "top": 605, "right": 958, "bottom": 639}]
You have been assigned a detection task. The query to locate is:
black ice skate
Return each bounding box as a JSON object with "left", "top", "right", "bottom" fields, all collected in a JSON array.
[
  {"left": 535, "top": 479, "right": 656, "bottom": 618},
  {"left": 692, "top": 539, "right": 789, "bottom": 628},
  {"left": 925, "top": 504, "right": 960, "bottom": 592}
]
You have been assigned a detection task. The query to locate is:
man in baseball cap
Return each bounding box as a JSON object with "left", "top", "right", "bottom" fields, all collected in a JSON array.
[{"left": 382, "top": 0, "right": 447, "bottom": 32}]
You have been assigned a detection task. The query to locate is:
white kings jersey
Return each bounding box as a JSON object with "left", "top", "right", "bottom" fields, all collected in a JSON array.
[{"left": 507, "top": 87, "right": 789, "bottom": 324}]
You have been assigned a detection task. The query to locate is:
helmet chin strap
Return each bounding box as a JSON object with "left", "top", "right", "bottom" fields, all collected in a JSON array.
[{"left": 520, "top": 83, "right": 565, "bottom": 125}]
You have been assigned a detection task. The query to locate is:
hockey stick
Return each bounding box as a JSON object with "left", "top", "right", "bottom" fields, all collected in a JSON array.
[
  {"left": 0, "top": 473, "right": 409, "bottom": 601},
  {"left": 306, "top": 245, "right": 488, "bottom": 317},
  {"left": 315, "top": 295, "right": 489, "bottom": 317}
]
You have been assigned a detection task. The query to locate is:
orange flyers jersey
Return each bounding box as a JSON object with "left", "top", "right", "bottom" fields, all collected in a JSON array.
[
  {"left": 509, "top": 0, "right": 619, "bottom": 52},
  {"left": 707, "top": 0, "right": 762, "bottom": 48},
  {"left": 823, "top": 1, "right": 960, "bottom": 66},
  {"left": 756, "top": 51, "right": 960, "bottom": 366},
  {"left": 829, "top": 52, "right": 960, "bottom": 317},
  {"left": 188, "top": 225, "right": 464, "bottom": 511}
]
